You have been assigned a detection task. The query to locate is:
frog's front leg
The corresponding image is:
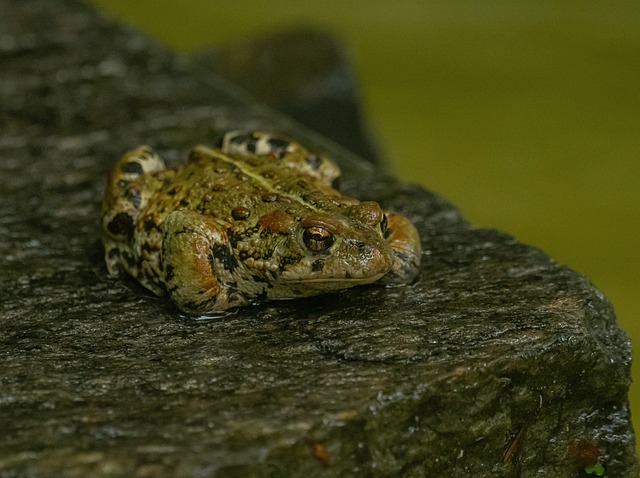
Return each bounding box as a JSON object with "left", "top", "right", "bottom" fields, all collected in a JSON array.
[
  {"left": 379, "top": 212, "right": 422, "bottom": 285},
  {"left": 161, "top": 210, "right": 248, "bottom": 313}
]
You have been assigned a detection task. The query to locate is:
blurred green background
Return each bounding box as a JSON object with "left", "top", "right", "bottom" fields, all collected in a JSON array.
[{"left": 90, "top": 0, "right": 639, "bottom": 454}]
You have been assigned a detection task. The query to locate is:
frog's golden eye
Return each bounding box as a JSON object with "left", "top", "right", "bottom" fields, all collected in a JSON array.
[{"left": 302, "top": 226, "right": 335, "bottom": 252}]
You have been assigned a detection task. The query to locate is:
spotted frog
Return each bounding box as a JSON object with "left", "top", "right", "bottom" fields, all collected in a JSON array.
[{"left": 101, "top": 131, "right": 421, "bottom": 313}]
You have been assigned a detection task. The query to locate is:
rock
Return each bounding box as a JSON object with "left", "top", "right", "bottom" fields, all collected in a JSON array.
[{"left": 0, "top": 1, "right": 637, "bottom": 477}]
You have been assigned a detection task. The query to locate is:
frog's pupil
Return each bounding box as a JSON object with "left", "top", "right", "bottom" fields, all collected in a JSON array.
[{"left": 303, "top": 227, "right": 334, "bottom": 252}]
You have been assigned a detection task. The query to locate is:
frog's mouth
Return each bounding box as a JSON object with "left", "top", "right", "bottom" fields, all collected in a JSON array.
[
  {"left": 284, "top": 272, "right": 386, "bottom": 283},
  {"left": 279, "top": 272, "right": 387, "bottom": 287}
]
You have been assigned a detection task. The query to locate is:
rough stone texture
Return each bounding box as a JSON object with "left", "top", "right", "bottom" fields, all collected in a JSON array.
[{"left": 0, "top": 1, "right": 637, "bottom": 477}]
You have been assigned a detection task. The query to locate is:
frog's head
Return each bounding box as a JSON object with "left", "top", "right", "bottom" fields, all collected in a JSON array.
[{"left": 263, "top": 201, "right": 395, "bottom": 295}]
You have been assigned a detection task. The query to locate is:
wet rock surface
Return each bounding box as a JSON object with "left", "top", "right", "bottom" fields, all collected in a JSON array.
[{"left": 0, "top": 1, "right": 637, "bottom": 477}]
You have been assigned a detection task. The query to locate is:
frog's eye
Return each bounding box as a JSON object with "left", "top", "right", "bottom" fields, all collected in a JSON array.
[{"left": 302, "top": 226, "right": 335, "bottom": 252}]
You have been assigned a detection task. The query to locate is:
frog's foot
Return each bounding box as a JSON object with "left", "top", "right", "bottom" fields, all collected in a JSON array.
[
  {"left": 103, "top": 146, "right": 166, "bottom": 202},
  {"left": 219, "top": 131, "right": 341, "bottom": 189},
  {"left": 161, "top": 210, "right": 249, "bottom": 314},
  {"left": 102, "top": 146, "right": 166, "bottom": 239},
  {"left": 379, "top": 212, "right": 422, "bottom": 285}
]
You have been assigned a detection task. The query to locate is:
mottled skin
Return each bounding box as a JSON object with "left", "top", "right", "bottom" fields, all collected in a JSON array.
[{"left": 101, "top": 131, "right": 421, "bottom": 313}]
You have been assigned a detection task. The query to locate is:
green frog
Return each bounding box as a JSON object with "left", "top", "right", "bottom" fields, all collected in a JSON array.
[{"left": 101, "top": 131, "right": 421, "bottom": 313}]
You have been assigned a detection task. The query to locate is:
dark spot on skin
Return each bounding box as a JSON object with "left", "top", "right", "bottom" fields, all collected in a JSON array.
[
  {"left": 227, "top": 226, "right": 259, "bottom": 245},
  {"left": 267, "top": 138, "right": 289, "bottom": 158},
  {"left": 143, "top": 216, "right": 158, "bottom": 232},
  {"left": 231, "top": 207, "right": 251, "bottom": 220},
  {"left": 210, "top": 244, "right": 239, "bottom": 272},
  {"left": 167, "top": 187, "right": 179, "bottom": 196},
  {"left": 297, "top": 180, "right": 310, "bottom": 189},
  {"left": 127, "top": 189, "right": 142, "bottom": 208},
  {"left": 279, "top": 253, "right": 304, "bottom": 267},
  {"left": 229, "top": 133, "right": 249, "bottom": 146},
  {"left": 227, "top": 229, "right": 244, "bottom": 246},
  {"left": 107, "top": 212, "right": 134, "bottom": 240},
  {"left": 120, "top": 161, "right": 143, "bottom": 174},
  {"left": 311, "top": 259, "right": 324, "bottom": 272},
  {"left": 228, "top": 133, "right": 258, "bottom": 153},
  {"left": 305, "top": 154, "right": 323, "bottom": 170},
  {"left": 180, "top": 199, "right": 189, "bottom": 207},
  {"left": 141, "top": 242, "right": 158, "bottom": 253}
]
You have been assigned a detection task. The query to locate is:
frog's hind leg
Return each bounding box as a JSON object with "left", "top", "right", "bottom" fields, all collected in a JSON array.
[
  {"left": 219, "top": 131, "right": 293, "bottom": 159},
  {"left": 161, "top": 210, "right": 249, "bottom": 314},
  {"left": 219, "top": 131, "right": 341, "bottom": 189},
  {"left": 101, "top": 146, "right": 166, "bottom": 277}
]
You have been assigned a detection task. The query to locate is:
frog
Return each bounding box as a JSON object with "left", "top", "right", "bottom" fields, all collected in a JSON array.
[{"left": 101, "top": 131, "right": 421, "bottom": 314}]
